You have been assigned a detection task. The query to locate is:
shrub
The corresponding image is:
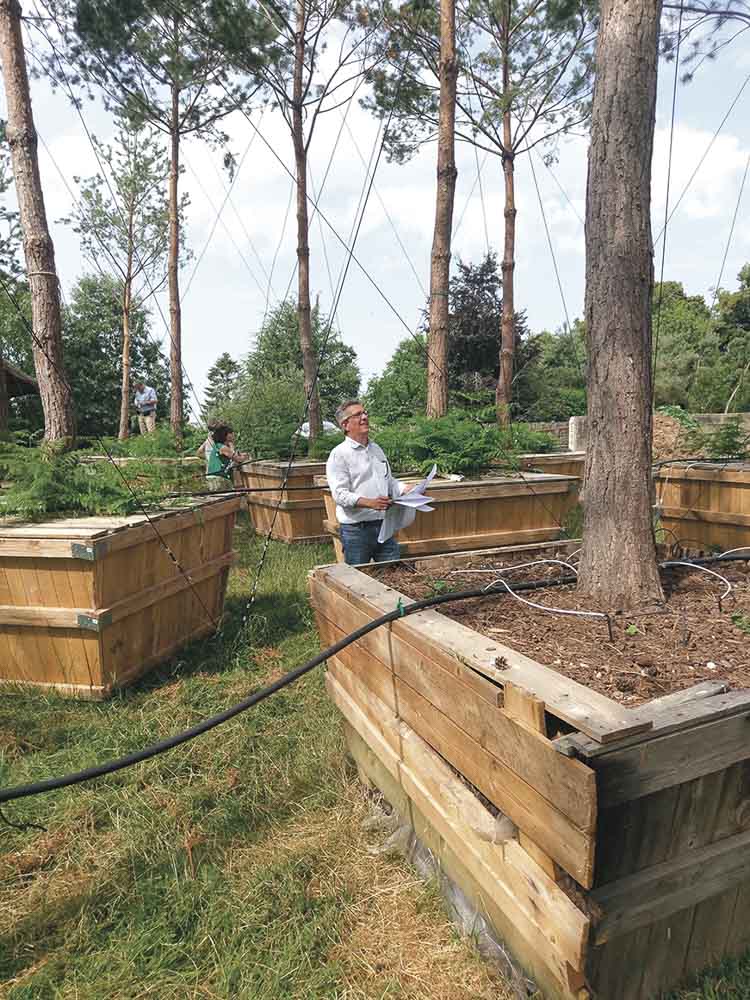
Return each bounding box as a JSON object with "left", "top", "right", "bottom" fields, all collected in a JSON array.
[
  {"left": 223, "top": 371, "right": 305, "bottom": 460},
  {"left": 372, "top": 413, "right": 550, "bottom": 476},
  {"left": 99, "top": 426, "right": 205, "bottom": 458},
  {"left": 307, "top": 431, "right": 345, "bottom": 460},
  {"left": 0, "top": 448, "right": 170, "bottom": 518},
  {"left": 700, "top": 418, "right": 749, "bottom": 459}
]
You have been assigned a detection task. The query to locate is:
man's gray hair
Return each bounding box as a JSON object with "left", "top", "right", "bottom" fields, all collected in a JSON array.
[{"left": 335, "top": 399, "right": 362, "bottom": 428}]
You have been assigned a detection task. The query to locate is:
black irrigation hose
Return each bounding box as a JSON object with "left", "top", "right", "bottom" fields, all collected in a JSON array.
[
  {"left": 2, "top": 551, "right": 747, "bottom": 808},
  {"left": 0, "top": 576, "right": 574, "bottom": 807}
]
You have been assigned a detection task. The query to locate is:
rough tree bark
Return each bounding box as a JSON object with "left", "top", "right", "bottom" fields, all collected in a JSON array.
[
  {"left": 118, "top": 218, "right": 134, "bottom": 440},
  {"left": 426, "top": 0, "right": 457, "bottom": 419},
  {"left": 495, "top": 5, "right": 516, "bottom": 428},
  {"left": 0, "top": 363, "right": 8, "bottom": 436},
  {"left": 168, "top": 72, "right": 183, "bottom": 443},
  {"left": 0, "top": 0, "right": 75, "bottom": 445},
  {"left": 292, "top": 0, "right": 322, "bottom": 442},
  {"left": 577, "top": 0, "right": 665, "bottom": 610}
]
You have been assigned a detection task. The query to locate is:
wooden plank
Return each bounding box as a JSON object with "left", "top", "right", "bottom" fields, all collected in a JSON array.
[
  {"left": 343, "top": 721, "right": 582, "bottom": 1000},
  {"left": 590, "top": 708, "right": 750, "bottom": 807},
  {"left": 0, "top": 605, "right": 86, "bottom": 627},
  {"left": 316, "top": 616, "right": 397, "bottom": 711},
  {"left": 724, "top": 877, "right": 750, "bottom": 957},
  {"left": 503, "top": 682, "right": 561, "bottom": 880},
  {"left": 395, "top": 679, "right": 595, "bottom": 886},
  {"left": 393, "top": 641, "right": 595, "bottom": 831},
  {"left": 590, "top": 827, "right": 750, "bottom": 943},
  {"left": 555, "top": 684, "right": 746, "bottom": 759},
  {"left": 316, "top": 609, "right": 501, "bottom": 708},
  {"left": 632, "top": 906, "right": 696, "bottom": 1000},
  {"left": 504, "top": 680, "right": 547, "bottom": 734},
  {"left": 101, "top": 551, "right": 236, "bottom": 623},
  {"left": 326, "top": 672, "right": 590, "bottom": 976},
  {"left": 660, "top": 505, "right": 750, "bottom": 526},
  {"left": 313, "top": 564, "right": 652, "bottom": 743},
  {"left": 683, "top": 886, "right": 739, "bottom": 980},
  {"left": 311, "top": 579, "right": 596, "bottom": 832}
]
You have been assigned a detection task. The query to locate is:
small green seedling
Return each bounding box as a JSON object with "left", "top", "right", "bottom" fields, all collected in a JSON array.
[
  {"left": 731, "top": 611, "right": 750, "bottom": 635},
  {"left": 426, "top": 578, "right": 450, "bottom": 597},
  {"left": 625, "top": 624, "right": 640, "bottom": 636}
]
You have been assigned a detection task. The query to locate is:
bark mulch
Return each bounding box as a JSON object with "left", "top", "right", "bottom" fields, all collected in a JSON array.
[{"left": 365, "top": 556, "right": 750, "bottom": 706}]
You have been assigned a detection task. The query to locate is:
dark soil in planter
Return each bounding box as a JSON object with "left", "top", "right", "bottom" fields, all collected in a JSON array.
[{"left": 364, "top": 556, "right": 750, "bottom": 705}]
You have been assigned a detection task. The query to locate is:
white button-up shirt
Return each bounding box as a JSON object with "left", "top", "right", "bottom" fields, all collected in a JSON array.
[
  {"left": 326, "top": 436, "right": 406, "bottom": 523},
  {"left": 134, "top": 385, "right": 157, "bottom": 412}
]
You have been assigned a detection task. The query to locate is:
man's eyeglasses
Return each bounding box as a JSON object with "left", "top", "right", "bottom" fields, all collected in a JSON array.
[{"left": 344, "top": 409, "right": 368, "bottom": 422}]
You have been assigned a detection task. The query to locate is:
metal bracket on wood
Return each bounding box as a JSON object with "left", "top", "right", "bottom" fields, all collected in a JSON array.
[
  {"left": 71, "top": 540, "right": 108, "bottom": 561},
  {"left": 71, "top": 543, "right": 96, "bottom": 561},
  {"left": 76, "top": 611, "right": 112, "bottom": 632}
]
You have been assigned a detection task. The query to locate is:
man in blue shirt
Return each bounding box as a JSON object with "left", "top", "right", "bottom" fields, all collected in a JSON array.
[{"left": 134, "top": 382, "right": 157, "bottom": 434}]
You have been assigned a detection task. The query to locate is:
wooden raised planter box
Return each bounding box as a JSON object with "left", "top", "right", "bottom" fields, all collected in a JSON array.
[
  {"left": 240, "top": 459, "right": 328, "bottom": 543},
  {"left": 309, "top": 541, "right": 750, "bottom": 1000},
  {"left": 656, "top": 461, "right": 750, "bottom": 552},
  {"left": 0, "top": 496, "right": 241, "bottom": 699},
  {"left": 316, "top": 472, "right": 580, "bottom": 561},
  {"left": 520, "top": 451, "right": 586, "bottom": 479}
]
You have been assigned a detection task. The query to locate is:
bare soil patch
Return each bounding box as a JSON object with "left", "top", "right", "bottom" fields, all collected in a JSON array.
[
  {"left": 652, "top": 412, "right": 700, "bottom": 462},
  {"left": 366, "top": 557, "right": 750, "bottom": 706}
]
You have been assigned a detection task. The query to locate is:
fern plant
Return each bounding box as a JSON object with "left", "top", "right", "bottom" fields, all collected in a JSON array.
[{"left": 0, "top": 446, "right": 172, "bottom": 519}]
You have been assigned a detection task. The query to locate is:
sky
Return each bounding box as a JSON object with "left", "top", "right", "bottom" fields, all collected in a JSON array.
[{"left": 7, "top": 16, "right": 750, "bottom": 421}]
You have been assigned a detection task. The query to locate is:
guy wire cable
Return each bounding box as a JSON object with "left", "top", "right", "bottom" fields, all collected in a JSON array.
[
  {"left": 653, "top": 0, "right": 685, "bottom": 383},
  {"left": 240, "top": 4, "right": 436, "bottom": 616}
]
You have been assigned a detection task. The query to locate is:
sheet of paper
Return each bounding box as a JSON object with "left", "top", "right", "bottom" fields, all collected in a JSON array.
[
  {"left": 410, "top": 463, "right": 438, "bottom": 498},
  {"left": 378, "top": 466, "right": 438, "bottom": 544}
]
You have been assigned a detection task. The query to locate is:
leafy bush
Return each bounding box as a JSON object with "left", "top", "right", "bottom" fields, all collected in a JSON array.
[
  {"left": 656, "top": 404, "right": 701, "bottom": 433},
  {"left": 0, "top": 448, "right": 170, "bottom": 518},
  {"left": 307, "top": 430, "right": 345, "bottom": 460},
  {"left": 509, "top": 423, "right": 558, "bottom": 454},
  {"left": 372, "top": 413, "right": 544, "bottom": 476},
  {"left": 700, "top": 418, "right": 749, "bottom": 459},
  {"left": 99, "top": 426, "right": 205, "bottom": 458},
  {"left": 223, "top": 371, "right": 305, "bottom": 460}
]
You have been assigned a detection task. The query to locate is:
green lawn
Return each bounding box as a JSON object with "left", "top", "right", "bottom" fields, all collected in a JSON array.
[{"left": 0, "top": 524, "right": 747, "bottom": 999}]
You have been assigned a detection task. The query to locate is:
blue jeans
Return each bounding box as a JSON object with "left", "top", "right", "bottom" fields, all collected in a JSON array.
[{"left": 339, "top": 521, "right": 401, "bottom": 565}]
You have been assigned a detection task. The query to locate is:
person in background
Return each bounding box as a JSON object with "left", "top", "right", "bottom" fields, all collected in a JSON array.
[
  {"left": 326, "top": 399, "right": 408, "bottom": 565},
  {"left": 206, "top": 424, "right": 248, "bottom": 492},
  {"left": 134, "top": 382, "right": 158, "bottom": 434},
  {"left": 197, "top": 421, "right": 219, "bottom": 473}
]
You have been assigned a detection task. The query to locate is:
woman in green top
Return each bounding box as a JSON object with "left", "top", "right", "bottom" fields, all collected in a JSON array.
[{"left": 206, "top": 425, "right": 247, "bottom": 491}]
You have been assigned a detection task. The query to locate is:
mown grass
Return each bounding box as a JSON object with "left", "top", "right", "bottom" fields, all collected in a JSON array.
[
  {"left": 0, "top": 521, "right": 747, "bottom": 999},
  {"left": 0, "top": 525, "right": 504, "bottom": 1000}
]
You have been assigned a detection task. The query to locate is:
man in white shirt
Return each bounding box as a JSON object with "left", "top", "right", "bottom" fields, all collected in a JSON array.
[
  {"left": 134, "top": 382, "right": 157, "bottom": 434},
  {"left": 326, "top": 399, "right": 407, "bottom": 564}
]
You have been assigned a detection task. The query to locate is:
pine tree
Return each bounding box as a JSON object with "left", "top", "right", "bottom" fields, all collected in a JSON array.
[{"left": 204, "top": 352, "right": 240, "bottom": 417}]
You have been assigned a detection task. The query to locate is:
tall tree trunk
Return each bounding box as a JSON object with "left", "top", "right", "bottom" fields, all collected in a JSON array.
[
  {"left": 496, "top": 10, "right": 516, "bottom": 428},
  {"left": 0, "top": 0, "right": 74, "bottom": 445},
  {"left": 426, "top": 0, "right": 457, "bottom": 419},
  {"left": 118, "top": 278, "right": 133, "bottom": 438},
  {"left": 118, "top": 203, "right": 135, "bottom": 440},
  {"left": 168, "top": 76, "right": 183, "bottom": 443},
  {"left": 0, "top": 364, "right": 8, "bottom": 437},
  {"left": 293, "top": 0, "right": 322, "bottom": 442},
  {"left": 577, "top": 0, "right": 664, "bottom": 610}
]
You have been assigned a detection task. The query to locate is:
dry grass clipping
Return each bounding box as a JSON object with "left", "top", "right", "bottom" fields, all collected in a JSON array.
[{"left": 230, "top": 780, "right": 511, "bottom": 1000}]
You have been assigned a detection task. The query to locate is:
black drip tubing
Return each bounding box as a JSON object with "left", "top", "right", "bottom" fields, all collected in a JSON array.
[{"left": 1, "top": 552, "right": 746, "bottom": 807}]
